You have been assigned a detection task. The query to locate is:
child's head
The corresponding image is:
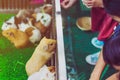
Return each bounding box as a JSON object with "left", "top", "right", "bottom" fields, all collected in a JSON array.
[
  {"left": 103, "top": 27, "right": 120, "bottom": 70},
  {"left": 103, "top": 0, "right": 120, "bottom": 22}
]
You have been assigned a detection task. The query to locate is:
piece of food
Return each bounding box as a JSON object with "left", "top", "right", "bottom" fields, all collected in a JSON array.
[
  {"left": 25, "top": 37, "right": 56, "bottom": 76},
  {"left": 76, "top": 17, "right": 91, "bottom": 31},
  {"left": 2, "top": 28, "right": 30, "bottom": 48}
]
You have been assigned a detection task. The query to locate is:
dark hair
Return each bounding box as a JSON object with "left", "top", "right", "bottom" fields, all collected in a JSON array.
[
  {"left": 103, "top": 0, "right": 120, "bottom": 16},
  {"left": 103, "top": 32, "right": 120, "bottom": 66}
]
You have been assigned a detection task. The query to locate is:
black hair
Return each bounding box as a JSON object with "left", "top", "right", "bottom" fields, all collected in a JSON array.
[
  {"left": 103, "top": 0, "right": 120, "bottom": 16},
  {"left": 103, "top": 32, "right": 120, "bottom": 66}
]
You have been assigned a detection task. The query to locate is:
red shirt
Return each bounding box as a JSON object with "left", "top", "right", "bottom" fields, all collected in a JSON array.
[
  {"left": 60, "top": 0, "right": 63, "bottom": 3},
  {"left": 91, "top": 8, "right": 118, "bottom": 41},
  {"left": 30, "top": 0, "right": 44, "bottom": 4}
]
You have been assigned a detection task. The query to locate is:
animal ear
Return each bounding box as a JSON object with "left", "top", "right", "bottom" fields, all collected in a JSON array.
[
  {"left": 43, "top": 44, "right": 48, "bottom": 51},
  {"left": 43, "top": 37, "right": 47, "bottom": 39}
]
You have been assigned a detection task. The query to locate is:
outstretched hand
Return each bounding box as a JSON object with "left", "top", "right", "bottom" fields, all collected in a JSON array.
[
  {"left": 82, "top": 0, "right": 103, "bottom": 8},
  {"left": 61, "top": 0, "right": 77, "bottom": 9},
  {"left": 82, "top": 0, "right": 95, "bottom": 8}
]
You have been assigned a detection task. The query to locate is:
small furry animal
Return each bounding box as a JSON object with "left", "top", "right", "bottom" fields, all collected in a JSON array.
[
  {"left": 33, "top": 13, "right": 52, "bottom": 35},
  {"left": 2, "top": 28, "right": 30, "bottom": 48},
  {"left": 1, "top": 16, "right": 17, "bottom": 30},
  {"left": 18, "top": 22, "right": 42, "bottom": 44},
  {"left": 25, "top": 37, "right": 56, "bottom": 76},
  {"left": 34, "top": 4, "right": 53, "bottom": 15},
  {"left": 28, "top": 65, "right": 55, "bottom": 80}
]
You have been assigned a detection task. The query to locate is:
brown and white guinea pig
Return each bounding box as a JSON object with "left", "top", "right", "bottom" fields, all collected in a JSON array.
[
  {"left": 25, "top": 37, "right": 56, "bottom": 76},
  {"left": 16, "top": 9, "right": 32, "bottom": 21},
  {"left": 18, "top": 19, "right": 42, "bottom": 44},
  {"left": 34, "top": 4, "right": 53, "bottom": 15},
  {"left": 1, "top": 10, "right": 33, "bottom": 31},
  {"left": 32, "top": 13, "right": 52, "bottom": 35},
  {"left": 42, "top": 4, "right": 53, "bottom": 15},
  {"left": 1, "top": 16, "right": 18, "bottom": 31}
]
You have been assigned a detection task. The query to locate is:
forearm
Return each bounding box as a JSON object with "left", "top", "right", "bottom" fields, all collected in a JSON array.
[
  {"left": 106, "top": 72, "right": 120, "bottom": 80},
  {"left": 93, "top": 0, "right": 104, "bottom": 8},
  {"left": 90, "top": 50, "right": 106, "bottom": 80}
]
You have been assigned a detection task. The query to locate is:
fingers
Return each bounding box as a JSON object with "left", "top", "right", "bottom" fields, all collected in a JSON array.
[
  {"left": 82, "top": 0, "right": 94, "bottom": 8},
  {"left": 61, "top": 0, "right": 70, "bottom": 9},
  {"left": 61, "top": 0, "right": 77, "bottom": 9}
]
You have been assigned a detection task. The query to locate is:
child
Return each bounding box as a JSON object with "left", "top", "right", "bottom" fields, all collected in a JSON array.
[
  {"left": 82, "top": 0, "right": 120, "bottom": 79},
  {"left": 103, "top": 24, "right": 120, "bottom": 80},
  {"left": 30, "top": 0, "right": 77, "bottom": 9}
]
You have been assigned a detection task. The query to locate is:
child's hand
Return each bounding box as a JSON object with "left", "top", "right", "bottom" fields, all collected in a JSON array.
[
  {"left": 82, "top": 0, "right": 95, "bottom": 8},
  {"left": 82, "top": 0, "right": 104, "bottom": 8},
  {"left": 61, "top": 0, "right": 77, "bottom": 9}
]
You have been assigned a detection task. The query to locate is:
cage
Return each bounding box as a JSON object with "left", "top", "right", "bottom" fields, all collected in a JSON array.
[{"left": 0, "top": 0, "right": 67, "bottom": 80}]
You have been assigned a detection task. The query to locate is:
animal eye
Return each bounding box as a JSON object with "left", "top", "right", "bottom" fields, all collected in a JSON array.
[
  {"left": 50, "top": 43, "right": 53, "bottom": 46},
  {"left": 6, "top": 22, "right": 12, "bottom": 25},
  {"left": 23, "top": 19, "right": 28, "bottom": 23},
  {"left": 44, "top": 6, "right": 47, "bottom": 10},
  {"left": 41, "top": 15, "right": 44, "bottom": 19},
  {"left": 6, "top": 32, "right": 9, "bottom": 35},
  {"left": 43, "top": 20, "right": 46, "bottom": 22}
]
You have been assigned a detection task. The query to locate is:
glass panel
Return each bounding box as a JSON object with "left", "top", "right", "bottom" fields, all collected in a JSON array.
[{"left": 61, "top": 0, "right": 116, "bottom": 80}]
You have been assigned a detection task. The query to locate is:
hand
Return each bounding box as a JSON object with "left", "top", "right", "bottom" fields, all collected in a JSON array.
[
  {"left": 82, "top": 0, "right": 103, "bottom": 8},
  {"left": 82, "top": 0, "right": 95, "bottom": 8},
  {"left": 61, "top": 0, "right": 77, "bottom": 9}
]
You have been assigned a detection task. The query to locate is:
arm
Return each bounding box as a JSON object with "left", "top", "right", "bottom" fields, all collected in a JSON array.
[
  {"left": 89, "top": 50, "right": 106, "bottom": 80},
  {"left": 106, "top": 72, "right": 120, "bottom": 80},
  {"left": 93, "top": 0, "right": 104, "bottom": 7}
]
